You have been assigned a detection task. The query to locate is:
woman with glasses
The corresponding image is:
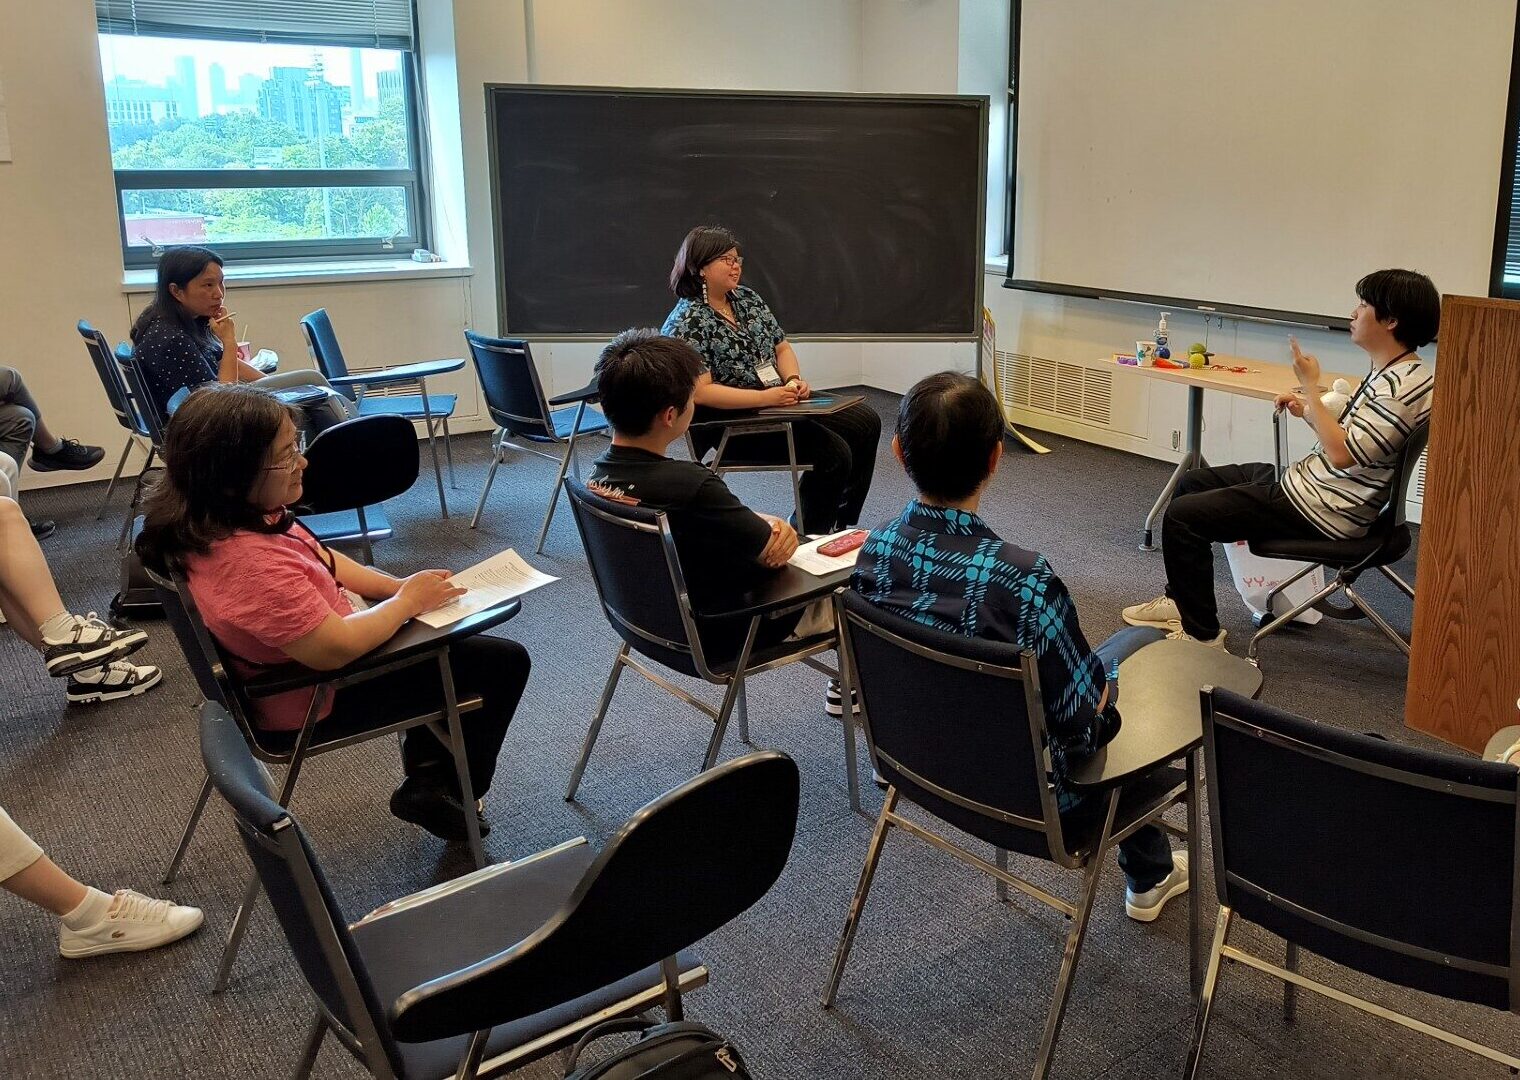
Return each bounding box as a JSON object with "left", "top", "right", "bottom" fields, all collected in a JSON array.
[
  {"left": 136, "top": 385, "right": 530, "bottom": 844},
  {"left": 661, "top": 225, "right": 881, "bottom": 534}
]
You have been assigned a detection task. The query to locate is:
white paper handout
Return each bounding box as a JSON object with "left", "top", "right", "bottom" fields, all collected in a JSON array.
[
  {"left": 789, "top": 530, "right": 866, "bottom": 576},
  {"left": 415, "top": 549, "right": 558, "bottom": 628}
]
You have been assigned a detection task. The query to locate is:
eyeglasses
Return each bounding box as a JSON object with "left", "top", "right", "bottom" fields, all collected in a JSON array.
[
  {"left": 709, "top": 254, "right": 744, "bottom": 268},
  {"left": 263, "top": 431, "right": 308, "bottom": 473}
]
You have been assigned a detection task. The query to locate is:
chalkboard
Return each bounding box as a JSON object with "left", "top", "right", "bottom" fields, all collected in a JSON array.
[{"left": 486, "top": 86, "right": 987, "bottom": 338}]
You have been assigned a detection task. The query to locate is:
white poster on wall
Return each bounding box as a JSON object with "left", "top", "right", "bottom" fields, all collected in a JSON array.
[{"left": 0, "top": 63, "right": 10, "bottom": 162}]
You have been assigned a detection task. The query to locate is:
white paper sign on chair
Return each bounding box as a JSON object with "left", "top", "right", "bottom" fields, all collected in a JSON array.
[{"left": 1223, "top": 542, "right": 1324, "bottom": 626}]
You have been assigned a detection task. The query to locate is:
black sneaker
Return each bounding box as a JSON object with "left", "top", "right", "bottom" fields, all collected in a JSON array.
[
  {"left": 29, "top": 439, "right": 105, "bottom": 472},
  {"left": 390, "top": 782, "right": 491, "bottom": 843},
  {"left": 825, "top": 679, "right": 860, "bottom": 717},
  {"left": 66, "top": 660, "right": 162, "bottom": 704},
  {"left": 30, "top": 519, "right": 56, "bottom": 540},
  {"left": 42, "top": 614, "right": 148, "bottom": 676}
]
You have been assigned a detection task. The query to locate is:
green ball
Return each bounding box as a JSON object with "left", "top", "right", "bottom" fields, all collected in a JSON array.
[{"left": 1189, "top": 342, "right": 1207, "bottom": 354}]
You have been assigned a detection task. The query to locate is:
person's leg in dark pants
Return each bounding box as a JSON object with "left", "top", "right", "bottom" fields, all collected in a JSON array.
[
  {"left": 0, "top": 402, "right": 36, "bottom": 471},
  {"left": 0, "top": 367, "right": 103, "bottom": 473},
  {"left": 811, "top": 401, "right": 881, "bottom": 527},
  {"left": 1160, "top": 463, "right": 1321, "bottom": 639},
  {"left": 705, "top": 420, "right": 851, "bottom": 532}
]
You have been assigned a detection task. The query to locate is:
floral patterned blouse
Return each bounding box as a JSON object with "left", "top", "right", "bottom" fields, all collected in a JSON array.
[{"left": 660, "top": 285, "right": 787, "bottom": 390}]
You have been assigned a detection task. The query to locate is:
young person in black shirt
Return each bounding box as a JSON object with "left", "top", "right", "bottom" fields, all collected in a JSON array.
[{"left": 588, "top": 329, "right": 824, "bottom": 667}]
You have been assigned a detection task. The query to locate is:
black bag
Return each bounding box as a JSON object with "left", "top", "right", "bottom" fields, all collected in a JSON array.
[
  {"left": 563, "top": 1019, "right": 751, "bottom": 1080},
  {"left": 112, "top": 517, "right": 162, "bottom": 624},
  {"left": 270, "top": 385, "right": 348, "bottom": 439}
]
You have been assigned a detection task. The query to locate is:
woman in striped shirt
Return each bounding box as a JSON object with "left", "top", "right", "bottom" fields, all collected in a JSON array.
[{"left": 1122, "top": 269, "right": 1439, "bottom": 648}]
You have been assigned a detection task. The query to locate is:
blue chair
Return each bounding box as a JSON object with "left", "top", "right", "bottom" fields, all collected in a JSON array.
[
  {"left": 463, "top": 331, "right": 608, "bottom": 553},
  {"left": 78, "top": 323, "right": 155, "bottom": 541},
  {"left": 113, "top": 342, "right": 171, "bottom": 550},
  {"left": 1189, "top": 687, "right": 1520, "bottom": 1076},
  {"left": 300, "top": 308, "right": 462, "bottom": 518}
]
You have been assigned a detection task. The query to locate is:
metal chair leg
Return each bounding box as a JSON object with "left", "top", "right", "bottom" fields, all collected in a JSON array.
[
  {"left": 1345, "top": 585, "right": 1411, "bottom": 654},
  {"left": 836, "top": 643, "right": 862, "bottom": 814},
  {"left": 212, "top": 870, "right": 264, "bottom": 994},
  {"left": 1031, "top": 790, "right": 1119, "bottom": 1080},
  {"left": 784, "top": 421, "right": 806, "bottom": 534},
  {"left": 1259, "top": 560, "right": 1320, "bottom": 620},
  {"left": 1247, "top": 578, "right": 1342, "bottom": 662},
  {"left": 823, "top": 788, "right": 898, "bottom": 1007},
  {"left": 1378, "top": 564, "right": 1415, "bottom": 599},
  {"left": 292, "top": 1012, "right": 327, "bottom": 1080},
  {"left": 565, "top": 645, "right": 629, "bottom": 801},
  {"left": 536, "top": 418, "right": 582, "bottom": 554},
  {"left": 356, "top": 506, "right": 374, "bottom": 566},
  {"left": 96, "top": 436, "right": 135, "bottom": 519},
  {"left": 117, "top": 446, "right": 155, "bottom": 551},
  {"left": 1183, "top": 907, "right": 1235, "bottom": 1080},
  {"left": 995, "top": 849, "right": 1010, "bottom": 902},
  {"left": 701, "top": 621, "right": 761, "bottom": 772},
  {"left": 735, "top": 680, "right": 751, "bottom": 745},
  {"left": 436, "top": 653, "right": 486, "bottom": 868},
  {"left": 469, "top": 443, "right": 504, "bottom": 530},
  {"left": 441, "top": 417, "right": 456, "bottom": 489},
  {"left": 162, "top": 772, "right": 214, "bottom": 884},
  {"left": 418, "top": 383, "right": 448, "bottom": 518},
  {"left": 1283, "top": 941, "right": 1300, "bottom": 1021}
]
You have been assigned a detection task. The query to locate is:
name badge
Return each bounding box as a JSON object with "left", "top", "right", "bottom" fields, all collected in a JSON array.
[{"left": 755, "top": 362, "right": 783, "bottom": 388}]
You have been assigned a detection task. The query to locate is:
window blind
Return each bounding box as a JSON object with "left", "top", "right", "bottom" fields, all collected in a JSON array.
[
  {"left": 96, "top": 1, "right": 414, "bottom": 49},
  {"left": 1502, "top": 132, "right": 1520, "bottom": 293}
]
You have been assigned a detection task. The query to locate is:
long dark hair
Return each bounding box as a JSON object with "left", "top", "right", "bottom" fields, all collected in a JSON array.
[
  {"left": 135, "top": 384, "right": 297, "bottom": 574},
  {"left": 130, "top": 245, "right": 223, "bottom": 344},
  {"left": 669, "top": 225, "right": 741, "bottom": 299}
]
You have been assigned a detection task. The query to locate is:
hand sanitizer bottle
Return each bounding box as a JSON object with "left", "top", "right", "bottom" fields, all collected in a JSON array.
[{"left": 1155, "top": 312, "right": 1171, "bottom": 359}]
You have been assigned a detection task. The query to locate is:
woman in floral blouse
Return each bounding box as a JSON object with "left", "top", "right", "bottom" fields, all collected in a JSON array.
[{"left": 661, "top": 225, "right": 880, "bottom": 533}]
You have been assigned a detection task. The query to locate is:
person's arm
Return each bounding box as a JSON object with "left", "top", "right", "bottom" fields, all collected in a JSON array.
[
  {"left": 1290, "top": 338, "right": 1353, "bottom": 468},
  {"left": 692, "top": 370, "right": 798, "bottom": 410},
  {"left": 279, "top": 571, "right": 464, "bottom": 671},
  {"left": 688, "top": 474, "right": 780, "bottom": 570},
  {"left": 775, "top": 340, "right": 810, "bottom": 399},
  {"left": 1025, "top": 568, "right": 1111, "bottom": 746},
  {"left": 330, "top": 548, "right": 403, "bottom": 601},
  {"left": 754, "top": 513, "right": 799, "bottom": 568}
]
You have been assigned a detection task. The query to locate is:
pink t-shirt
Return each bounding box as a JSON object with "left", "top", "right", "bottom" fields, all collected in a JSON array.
[{"left": 185, "top": 527, "right": 354, "bottom": 732}]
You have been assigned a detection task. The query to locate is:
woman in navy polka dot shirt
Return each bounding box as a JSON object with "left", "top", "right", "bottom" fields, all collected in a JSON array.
[{"left": 128, "top": 247, "right": 349, "bottom": 428}]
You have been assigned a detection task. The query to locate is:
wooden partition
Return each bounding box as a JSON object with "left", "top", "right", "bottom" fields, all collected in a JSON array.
[{"left": 1405, "top": 295, "right": 1520, "bottom": 751}]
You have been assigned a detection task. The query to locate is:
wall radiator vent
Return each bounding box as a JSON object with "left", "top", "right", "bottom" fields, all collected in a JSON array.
[{"left": 996, "top": 351, "right": 1114, "bottom": 429}]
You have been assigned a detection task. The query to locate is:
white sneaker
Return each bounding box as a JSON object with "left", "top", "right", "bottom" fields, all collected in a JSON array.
[
  {"left": 1122, "top": 595, "right": 1181, "bottom": 629},
  {"left": 42, "top": 614, "right": 147, "bottom": 676},
  {"left": 59, "top": 889, "right": 204, "bottom": 958},
  {"left": 65, "top": 660, "right": 162, "bottom": 704},
  {"left": 1126, "top": 851, "right": 1189, "bottom": 922},
  {"left": 825, "top": 679, "right": 860, "bottom": 718},
  {"left": 1164, "top": 626, "right": 1228, "bottom": 650}
]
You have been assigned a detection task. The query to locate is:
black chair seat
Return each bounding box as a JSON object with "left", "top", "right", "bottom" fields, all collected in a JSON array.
[
  {"left": 353, "top": 842, "right": 702, "bottom": 1080},
  {"left": 889, "top": 762, "right": 1186, "bottom": 863},
  {"left": 1249, "top": 524, "right": 1409, "bottom": 571}
]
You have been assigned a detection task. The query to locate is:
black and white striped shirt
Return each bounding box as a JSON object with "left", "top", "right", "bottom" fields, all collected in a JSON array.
[{"left": 1281, "top": 359, "right": 1433, "bottom": 540}]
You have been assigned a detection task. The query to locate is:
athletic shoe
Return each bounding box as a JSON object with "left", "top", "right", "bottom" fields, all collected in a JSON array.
[
  {"left": 1122, "top": 594, "right": 1181, "bottom": 629},
  {"left": 1164, "top": 625, "right": 1228, "bottom": 649},
  {"left": 825, "top": 679, "right": 860, "bottom": 717},
  {"left": 42, "top": 614, "right": 147, "bottom": 676},
  {"left": 30, "top": 519, "right": 56, "bottom": 540},
  {"left": 58, "top": 889, "right": 204, "bottom": 958},
  {"left": 66, "top": 660, "right": 162, "bottom": 704},
  {"left": 390, "top": 781, "right": 491, "bottom": 843},
  {"left": 29, "top": 439, "right": 105, "bottom": 472},
  {"left": 1125, "top": 851, "right": 1189, "bottom": 922}
]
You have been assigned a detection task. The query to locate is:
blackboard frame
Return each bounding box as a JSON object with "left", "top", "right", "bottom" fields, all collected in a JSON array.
[{"left": 485, "top": 84, "right": 989, "bottom": 342}]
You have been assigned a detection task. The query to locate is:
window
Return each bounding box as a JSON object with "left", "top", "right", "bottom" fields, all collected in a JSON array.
[
  {"left": 1491, "top": 29, "right": 1520, "bottom": 299},
  {"left": 96, "top": 1, "right": 427, "bottom": 268}
]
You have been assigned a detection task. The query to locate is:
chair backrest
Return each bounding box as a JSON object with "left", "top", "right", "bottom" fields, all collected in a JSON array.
[
  {"left": 390, "top": 750, "right": 800, "bottom": 1041},
  {"left": 78, "top": 321, "right": 148, "bottom": 438},
  {"left": 1204, "top": 687, "right": 1518, "bottom": 1010},
  {"left": 563, "top": 476, "right": 711, "bottom": 678},
  {"left": 114, "top": 342, "right": 168, "bottom": 446},
  {"left": 199, "top": 701, "right": 404, "bottom": 1078},
  {"left": 463, "top": 330, "right": 555, "bottom": 439},
  {"left": 1384, "top": 419, "right": 1431, "bottom": 532},
  {"left": 300, "top": 308, "right": 352, "bottom": 384},
  {"left": 299, "top": 415, "right": 420, "bottom": 515},
  {"left": 836, "top": 589, "right": 1067, "bottom": 863}
]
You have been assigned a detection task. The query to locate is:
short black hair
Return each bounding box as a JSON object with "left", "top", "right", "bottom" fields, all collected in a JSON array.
[
  {"left": 669, "top": 225, "right": 741, "bottom": 299},
  {"left": 595, "top": 329, "right": 705, "bottom": 436},
  {"left": 895, "top": 372, "right": 1004, "bottom": 502},
  {"left": 1356, "top": 269, "right": 1441, "bottom": 349}
]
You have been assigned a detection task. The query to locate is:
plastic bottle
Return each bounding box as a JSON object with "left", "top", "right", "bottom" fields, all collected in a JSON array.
[{"left": 1155, "top": 312, "right": 1171, "bottom": 359}]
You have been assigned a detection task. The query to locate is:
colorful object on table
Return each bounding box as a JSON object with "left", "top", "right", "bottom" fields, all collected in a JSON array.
[
  {"left": 1157, "top": 346, "right": 1172, "bottom": 359},
  {"left": 1153, "top": 356, "right": 1189, "bottom": 369},
  {"left": 1136, "top": 340, "right": 1158, "bottom": 364},
  {"left": 1114, "top": 352, "right": 1140, "bottom": 366}
]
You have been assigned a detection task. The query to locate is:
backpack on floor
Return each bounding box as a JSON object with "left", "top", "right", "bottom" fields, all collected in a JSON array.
[
  {"left": 563, "top": 1018, "right": 752, "bottom": 1080},
  {"left": 111, "top": 518, "right": 162, "bottom": 624}
]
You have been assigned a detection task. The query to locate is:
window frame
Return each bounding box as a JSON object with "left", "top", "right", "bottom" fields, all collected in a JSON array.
[{"left": 104, "top": 35, "right": 431, "bottom": 270}]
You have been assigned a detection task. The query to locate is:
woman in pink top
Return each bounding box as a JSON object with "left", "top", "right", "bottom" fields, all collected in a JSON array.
[{"left": 136, "top": 385, "right": 530, "bottom": 844}]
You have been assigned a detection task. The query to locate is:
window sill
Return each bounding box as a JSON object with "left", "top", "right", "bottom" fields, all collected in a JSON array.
[
  {"left": 121, "top": 258, "right": 473, "bottom": 294},
  {"left": 983, "top": 256, "right": 1009, "bottom": 276}
]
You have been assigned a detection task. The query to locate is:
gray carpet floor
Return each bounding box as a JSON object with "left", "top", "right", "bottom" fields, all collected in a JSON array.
[{"left": 1, "top": 387, "right": 1509, "bottom": 1079}]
